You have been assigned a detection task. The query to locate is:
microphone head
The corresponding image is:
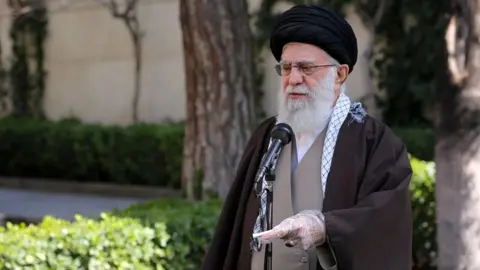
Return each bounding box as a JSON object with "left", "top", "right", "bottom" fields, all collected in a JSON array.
[{"left": 271, "top": 123, "right": 293, "bottom": 144}]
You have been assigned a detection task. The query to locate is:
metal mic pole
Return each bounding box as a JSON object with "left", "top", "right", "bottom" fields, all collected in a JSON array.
[
  {"left": 265, "top": 168, "right": 275, "bottom": 270},
  {"left": 260, "top": 123, "right": 293, "bottom": 270}
]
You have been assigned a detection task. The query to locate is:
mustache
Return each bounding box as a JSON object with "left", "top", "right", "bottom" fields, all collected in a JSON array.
[{"left": 285, "top": 86, "right": 315, "bottom": 96}]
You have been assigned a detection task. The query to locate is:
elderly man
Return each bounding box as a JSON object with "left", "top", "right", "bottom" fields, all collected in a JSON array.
[{"left": 200, "top": 4, "right": 412, "bottom": 270}]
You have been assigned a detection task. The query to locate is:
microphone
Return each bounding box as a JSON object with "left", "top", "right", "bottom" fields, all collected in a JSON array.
[
  {"left": 253, "top": 123, "right": 294, "bottom": 270},
  {"left": 254, "top": 123, "right": 293, "bottom": 191}
]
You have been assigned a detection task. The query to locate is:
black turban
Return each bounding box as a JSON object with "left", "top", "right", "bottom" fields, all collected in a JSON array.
[{"left": 270, "top": 4, "right": 358, "bottom": 73}]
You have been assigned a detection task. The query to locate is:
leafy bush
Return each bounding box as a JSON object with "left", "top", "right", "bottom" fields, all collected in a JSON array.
[
  {"left": 113, "top": 198, "right": 221, "bottom": 270},
  {"left": 409, "top": 156, "right": 436, "bottom": 269},
  {"left": 0, "top": 214, "right": 171, "bottom": 269},
  {"left": 0, "top": 198, "right": 222, "bottom": 270},
  {"left": 0, "top": 156, "right": 436, "bottom": 269},
  {"left": 0, "top": 117, "right": 184, "bottom": 188},
  {"left": 393, "top": 127, "right": 434, "bottom": 161}
]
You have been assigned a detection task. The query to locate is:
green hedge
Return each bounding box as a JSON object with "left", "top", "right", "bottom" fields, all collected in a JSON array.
[
  {"left": 0, "top": 214, "right": 171, "bottom": 269},
  {"left": 0, "top": 156, "right": 436, "bottom": 269},
  {"left": 0, "top": 117, "right": 184, "bottom": 188},
  {"left": 409, "top": 156, "right": 436, "bottom": 269},
  {"left": 0, "top": 117, "right": 434, "bottom": 189},
  {"left": 393, "top": 127, "right": 434, "bottom": 161},
  {"left": 0, "top": 197, "right": 221, "bottom": 270},
  {"left": 111, "top": 198, "right": 221, "bottom": 270}
]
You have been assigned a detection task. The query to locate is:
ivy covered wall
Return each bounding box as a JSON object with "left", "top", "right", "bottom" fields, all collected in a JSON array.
[{"left": 7, "top": 0, "right": 48, "bottom": 118}]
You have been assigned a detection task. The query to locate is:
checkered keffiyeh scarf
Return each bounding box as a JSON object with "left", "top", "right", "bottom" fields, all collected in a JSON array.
[{"left": 250, "top": 92, "right": 366, "bottom": 251}]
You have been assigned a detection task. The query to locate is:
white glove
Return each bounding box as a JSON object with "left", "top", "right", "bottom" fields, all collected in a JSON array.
[{"left": 258, "top": 210, "right": 326, "bottom": 250}]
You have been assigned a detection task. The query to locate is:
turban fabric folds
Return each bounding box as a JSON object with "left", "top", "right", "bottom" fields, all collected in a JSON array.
[{"left": 270, "top": 4, "right": 358, "bottom": 73}]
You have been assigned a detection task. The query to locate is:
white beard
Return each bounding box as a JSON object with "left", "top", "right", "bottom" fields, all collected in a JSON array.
[{"left": 276, "top": 68, "right": 338, "bottom": 136}]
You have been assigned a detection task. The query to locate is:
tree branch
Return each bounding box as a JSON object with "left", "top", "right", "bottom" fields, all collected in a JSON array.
[
  {"left": 353, "top": 0, "right": 389, "bottom": 31},
  {"left": 95, "top": 0, "right": 138, "bottom": 19},
  {"left": 372, "top": 0, "right": 388, "bottom": 27},
  {"left": 446, "top": 15, "right": 468, "bottom": 85},
  {"left": 95, "top": 0, "right": 120, "bottom": 17},
  {"left": 353, "top": 0, "right": 390, "bottom": 63},
  {"left": 124, "top": 0, "right": 136, "bottom": 15}
]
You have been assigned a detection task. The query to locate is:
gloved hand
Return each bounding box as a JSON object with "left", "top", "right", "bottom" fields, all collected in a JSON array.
[{"left": 259, "top": 210, "right": 326, "bottom": 250}]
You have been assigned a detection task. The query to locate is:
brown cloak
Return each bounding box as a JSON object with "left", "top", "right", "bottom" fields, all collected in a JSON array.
[{"left": 200, "top": 114, "right": 413, "bottom": 270}]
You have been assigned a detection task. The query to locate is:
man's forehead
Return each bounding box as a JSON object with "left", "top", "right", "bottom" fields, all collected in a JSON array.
[
  {"left": 279, "top": 59, "right": 315, "bottom": 64},
  {"left": 281, "top": 43, "right": 328, "bottom": 62},
  {"left": 280, "top": 54, "right": 317, "bottom": 63}
]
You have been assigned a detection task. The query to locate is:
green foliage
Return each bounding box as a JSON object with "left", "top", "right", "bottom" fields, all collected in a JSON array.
[
  {"left": 0, "top": 157, "right": 436, "bottom": 269},
  {"left": 112, "top": 198, "right": 222, "bottom": 270},
  {"left": 0, "top": 117, "right": 184, "bottom": 188},
  {"left": 373, "top": 0, "right": 448, "bottom": 128},
  {"left": 0, "top": 214, "right": 170, "bottom": 269},
  {"left": 409, "top": 156, "right": 436, "bottom": 269},
  {"left": 0, "top": 198, "right": 221, "bottom": 270},
  {"left": 8, "top": 1, "right": 48, "bottom": 118},
  {"left": 0, "top": 41, "right": 7, "bottom": 112},
  {"left": 393, "top": 127, "right": 434, "bottom": 161},
  {"left": 0, "top": 118, "right": 433, "bottom": 188}
]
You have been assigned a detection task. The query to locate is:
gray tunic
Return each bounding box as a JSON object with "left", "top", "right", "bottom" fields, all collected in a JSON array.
[{"left": 251, "top": 129, "right": 337, "bottom": 270}]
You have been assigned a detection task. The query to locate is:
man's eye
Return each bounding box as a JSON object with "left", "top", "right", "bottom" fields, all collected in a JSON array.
[{"left": 301, "top": 65, "right": 314, "bottom": 72}]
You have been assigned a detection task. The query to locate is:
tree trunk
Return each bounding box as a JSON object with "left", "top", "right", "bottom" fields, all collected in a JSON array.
[
  {"left": 98, "top": 0, "right": 142, "bottom": 124},
  {"left": 132, "top": 36, "right": 141, "bottom": 124},
  {"left": 435, "top": 0, "right": 480, "bottom": 269},
  {"left": 0, "top": 37, "right": 7, "bottom": 113},
  {"left": 179, "top": 0, "right": 257, "bottom": 200},
  {"left": 126, "top": 18, "right": 142, "bottom": 124}
]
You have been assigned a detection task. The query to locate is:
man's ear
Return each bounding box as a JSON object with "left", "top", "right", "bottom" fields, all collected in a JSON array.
[
  {"left": 336, "top": 64, "right": 349, "bottom": 84},
  {"left": 333, "top": 64, "right": 349, "bottom": 99}
]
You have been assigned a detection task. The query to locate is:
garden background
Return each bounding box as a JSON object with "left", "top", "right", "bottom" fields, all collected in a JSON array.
[{"left": 0, "top": 0, "right": 474, "bottom": 269}]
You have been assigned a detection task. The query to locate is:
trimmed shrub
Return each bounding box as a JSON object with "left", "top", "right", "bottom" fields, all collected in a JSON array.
[
  {"left": 0, "top": 114, "right": 436, "bottom": 268},
  {"left": 0, "top": 117, "right": 434, "bottom": 189},
  {"left": 0, "top": 198, "right": 221, "bottom": 270},
  {"left": 0, "top": 117, "right": 184, "bottom": 188},
  {"left": 0, "top": 214, "right": 171, "bottom": 269},
  {"left": 409, "top": 156, "right": 436, "bottom": 269},
  {"left": 112, "top": 198, "right": 221, "bottom": 270},
  {"left": 393, "top": 127, "right": 434, "bottom": 161}
]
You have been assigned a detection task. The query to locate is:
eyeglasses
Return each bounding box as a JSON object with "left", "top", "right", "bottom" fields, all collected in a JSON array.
[{"left": 274, "top": 61, "right": 337, "bottom": 76}]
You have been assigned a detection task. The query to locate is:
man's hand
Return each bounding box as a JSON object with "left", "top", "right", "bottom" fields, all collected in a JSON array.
[{"left": 259, "top": 210, "right": 326, "bottom": 250}]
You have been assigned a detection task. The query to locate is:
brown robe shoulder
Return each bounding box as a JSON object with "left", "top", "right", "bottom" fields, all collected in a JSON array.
[
  {"left": 201, "top": 114, "right": 413, "bottom": 270},
  {"left": 321, "top": 115, "right": 413, "bottom": 270}
]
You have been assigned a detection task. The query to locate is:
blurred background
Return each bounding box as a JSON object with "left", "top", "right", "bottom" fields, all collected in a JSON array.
[{"left": 0, "top": 0, "right": 474, "bottom": 269}]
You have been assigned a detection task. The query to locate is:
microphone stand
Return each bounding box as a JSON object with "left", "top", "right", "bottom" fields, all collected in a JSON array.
[
  {"left": 265, "top": 166, "right": 276, "bottom": 270},
  {"left": 255, "top": 147, "right": 279, "bottom": 270},
  {"left": 254, "top": 123, "right": 293, "bottom": 270}
]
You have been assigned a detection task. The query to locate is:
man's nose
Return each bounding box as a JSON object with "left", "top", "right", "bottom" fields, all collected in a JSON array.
[{"left": 288, "top": 67, "right": 303, "bottom": 86}]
